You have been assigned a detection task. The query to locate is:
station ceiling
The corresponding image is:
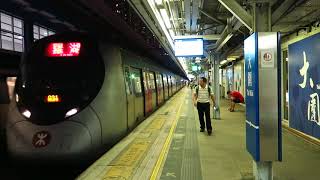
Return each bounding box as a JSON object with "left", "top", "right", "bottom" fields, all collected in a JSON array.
[
  {"left": 4, "top": 0, "right": 188, "bottom": 77},
  {"left": 3, "top": 0, "right": 320, "bottom": 76},
  {"left": 135, "top": 0, "right": 320, "bottom": 63}
]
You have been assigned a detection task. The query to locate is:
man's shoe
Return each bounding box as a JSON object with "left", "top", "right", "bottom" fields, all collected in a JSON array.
[
  {"left": 207, "top": 129, "right": 212, "bottom": 135},
  {"left": 200, "top": 129, "right": 205, "bottom": 132}
]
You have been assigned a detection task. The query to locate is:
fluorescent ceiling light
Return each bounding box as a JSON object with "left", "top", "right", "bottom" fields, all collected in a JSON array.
[
  {"left": 154, "top": 0, "right": 162, "bottom": 5},
  {"left": 159, "top": 9, "right": 171, "bottom": 28},
  {"left": 147, "top": 0, "right": 174, "bottom": 49},
  {"left": 220, "top": 60, "right": 228, "bottom": 65},
  {"left": 227, "top": 57, "right": 236, "bottom": 61}
]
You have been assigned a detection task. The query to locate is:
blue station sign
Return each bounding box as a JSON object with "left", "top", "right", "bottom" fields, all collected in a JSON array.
[{"left": 244, "top": 32, "right": 282, "bottom": 162}]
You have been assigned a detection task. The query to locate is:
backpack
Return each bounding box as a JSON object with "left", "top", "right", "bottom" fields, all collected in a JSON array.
[{"left": 195, "top": 85, "right": 211, "bottom": 98}]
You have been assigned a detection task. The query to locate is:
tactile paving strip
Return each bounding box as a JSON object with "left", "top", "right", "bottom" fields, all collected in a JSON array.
[{"left": 160, "top": 98, "right": 202, "bottom": 180}]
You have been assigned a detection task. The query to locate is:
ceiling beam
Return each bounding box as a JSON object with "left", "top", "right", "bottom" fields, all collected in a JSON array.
[
  {"left": 208, "top": 16, "right": 243, "bottom": 52},
  {"left": 191, "top": 0, "right": 200, "bottom": 32},
  {"left": 272, "top": 0, "right": 297, "bottom": 25},
  {"left": 196, "top": 25, "right": 216, "bottom": 33},
  {"left": 218, "top": 0, "right": 252, "bottom": 31},
  {"left": 215, "top": 24, "right": 233, "bottom": 51},
  {"left": 174, "top": 34, "right": 221, "bottom": 40},
  {"left": 199, "top": 8, "right": 226, "bottom": 25},
  {"left": 184, "top": 0, "right": 191, "bottom": 33}
]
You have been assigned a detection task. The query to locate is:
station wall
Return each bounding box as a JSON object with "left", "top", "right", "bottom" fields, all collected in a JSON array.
[
  {"left": 220, "top": 60, "right": 245, "bottom": 99},
  {"left": 284, "top": 27, "right": 320, "bottom": 139},
  {"left": 219, "top": 26, "right": 320, "bottom": 140}
]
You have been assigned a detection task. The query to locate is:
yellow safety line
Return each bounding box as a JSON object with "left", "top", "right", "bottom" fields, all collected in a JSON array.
[{"left": 150, "top": 90, "right": 186, "bottom": 180}]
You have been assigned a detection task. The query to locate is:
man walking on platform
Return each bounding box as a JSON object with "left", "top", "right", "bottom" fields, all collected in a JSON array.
[{"left": 193, "top": 77, "right": 215, "bottom": 135}]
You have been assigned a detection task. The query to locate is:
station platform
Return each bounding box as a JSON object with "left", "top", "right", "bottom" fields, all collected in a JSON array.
[{"left": 78, "top": 88, "right": 320, "bottom": 180}]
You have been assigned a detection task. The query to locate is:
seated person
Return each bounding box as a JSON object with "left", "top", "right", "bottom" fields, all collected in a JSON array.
[{"left": 227, "top": 91, "right": 244, "bottom": 112}]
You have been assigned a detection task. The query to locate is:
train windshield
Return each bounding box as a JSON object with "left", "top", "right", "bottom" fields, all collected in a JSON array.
[{"left": 16, "top": 32, "right": 105, "bottom": 124}]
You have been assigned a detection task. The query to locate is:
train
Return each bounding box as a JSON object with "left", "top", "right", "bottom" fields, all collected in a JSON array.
[{"left": 5, "top": 32, "right": 185, "bottom": 165}]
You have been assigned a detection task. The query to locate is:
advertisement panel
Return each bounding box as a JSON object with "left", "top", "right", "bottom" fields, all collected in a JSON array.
[{"left": 288, "top": 33, "right": 320, "bottom": 139}]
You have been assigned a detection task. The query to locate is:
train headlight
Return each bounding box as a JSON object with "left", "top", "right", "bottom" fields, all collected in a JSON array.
[
  {"left": 65, "top": 108, "right": 79, "bottom": 118},
  {"left": 16, "top": 94, "right": 19, "bottom": 103},
  {"left": 22, "top": 109, "right": 31, "bottom": 118}
]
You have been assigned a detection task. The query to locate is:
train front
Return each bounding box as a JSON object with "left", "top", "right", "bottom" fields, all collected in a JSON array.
[{"left": 6, "top": 32, "right": 105, "bottom": 164}]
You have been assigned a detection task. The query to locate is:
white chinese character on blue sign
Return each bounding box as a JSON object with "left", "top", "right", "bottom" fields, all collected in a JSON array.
[
  {"left": 308, "top": 93, "right": 320, "bottom": 125},
  {"left": 298, "top": 51, "right": 320, "bottom": 126}
]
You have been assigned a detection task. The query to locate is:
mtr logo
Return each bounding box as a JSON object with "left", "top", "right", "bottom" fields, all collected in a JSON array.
[{"left": 32, "top": 131, "right": 51, "bottom": 148}]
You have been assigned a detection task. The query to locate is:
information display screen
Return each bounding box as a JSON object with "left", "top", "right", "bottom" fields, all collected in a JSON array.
[{"left": 174, "top": 38, "right": 203, "bottom": 57}]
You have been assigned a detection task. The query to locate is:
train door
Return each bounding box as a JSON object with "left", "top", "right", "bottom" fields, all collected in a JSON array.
[
  {"left": 172, "top": 76, "right": 176, "bottom": 93},
  {"left": 176, "top": 76, "right": 180, "bottom": 90},
  {"left": 170, "top": 76, "right": 174, "bottom": 94},
  {"left": 168, "top": 76, "right": 172, "bottom": 96},
  {"left": 143, "top": 71, "right": 156, "bottom": 114},
  {"left": 156, "top": 73, "right": 164, "bottom": 105},
  {"left": 124, "top": 66, "right": 135, "bottom": 130},
  {"left": 143, "top": 71, "right": 150, "bottom": 115},
  {"left": 163, "top": 74, "right": 168, "bottom": 100},
  {"left": 131, "top": 68, "right": 144, "bottom": 123},
  {"left": 149, "top": 72, "right": 157, "bottom": 110}
]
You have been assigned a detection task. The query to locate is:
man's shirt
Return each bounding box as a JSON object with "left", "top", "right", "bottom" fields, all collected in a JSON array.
[
  {"left": 194, "top": 85, "right": 213, "bottom": 103},
  {"left": 231, "top": 91, "right": 244, "bottom": 102}
]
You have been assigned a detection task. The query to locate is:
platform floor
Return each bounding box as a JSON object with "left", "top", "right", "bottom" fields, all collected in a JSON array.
[{"left": 78, "top": 88, "right": 320, "bottom": 180}]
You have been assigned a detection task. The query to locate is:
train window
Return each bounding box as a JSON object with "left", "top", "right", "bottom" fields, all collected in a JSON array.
[
  {"left": 149, "top": 73, "right": 155, "bottom": 90},
  {"left": 124, "top": 67, "right": 132, "bottom": 95},
  {"left": 156, "top": 74, "right": 163, "bottom": 88},
  {"left": 131, "top": 71, "right": 142, "bottom": 94},
  {"left": 135, "top": 80, "right": 142, "bottom": 94},
  {"left": 163, "top": 75, "right": 167, "bottom": 86},
  {"left": 143, "top": 71, "right": 148, "bottom": 91}
]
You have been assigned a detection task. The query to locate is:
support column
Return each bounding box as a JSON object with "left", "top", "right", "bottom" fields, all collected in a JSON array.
[
  {"left": 23, "top": 19, "right": 34, "bottom": 52},
  {"left": 252, "top": 2, "right": 272, "bottom": 32},
  {"left": 253, "top": 161, "right": 273, "bottom": 180},
  {"left": 0, "top": 76, "right": 9, "bottom": 154},
  {"left": 212, "top": 53, "right": 220, "bottom": 119},
  {"left": 251, "top": 1, "right": 273, "bottom": 180}
]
